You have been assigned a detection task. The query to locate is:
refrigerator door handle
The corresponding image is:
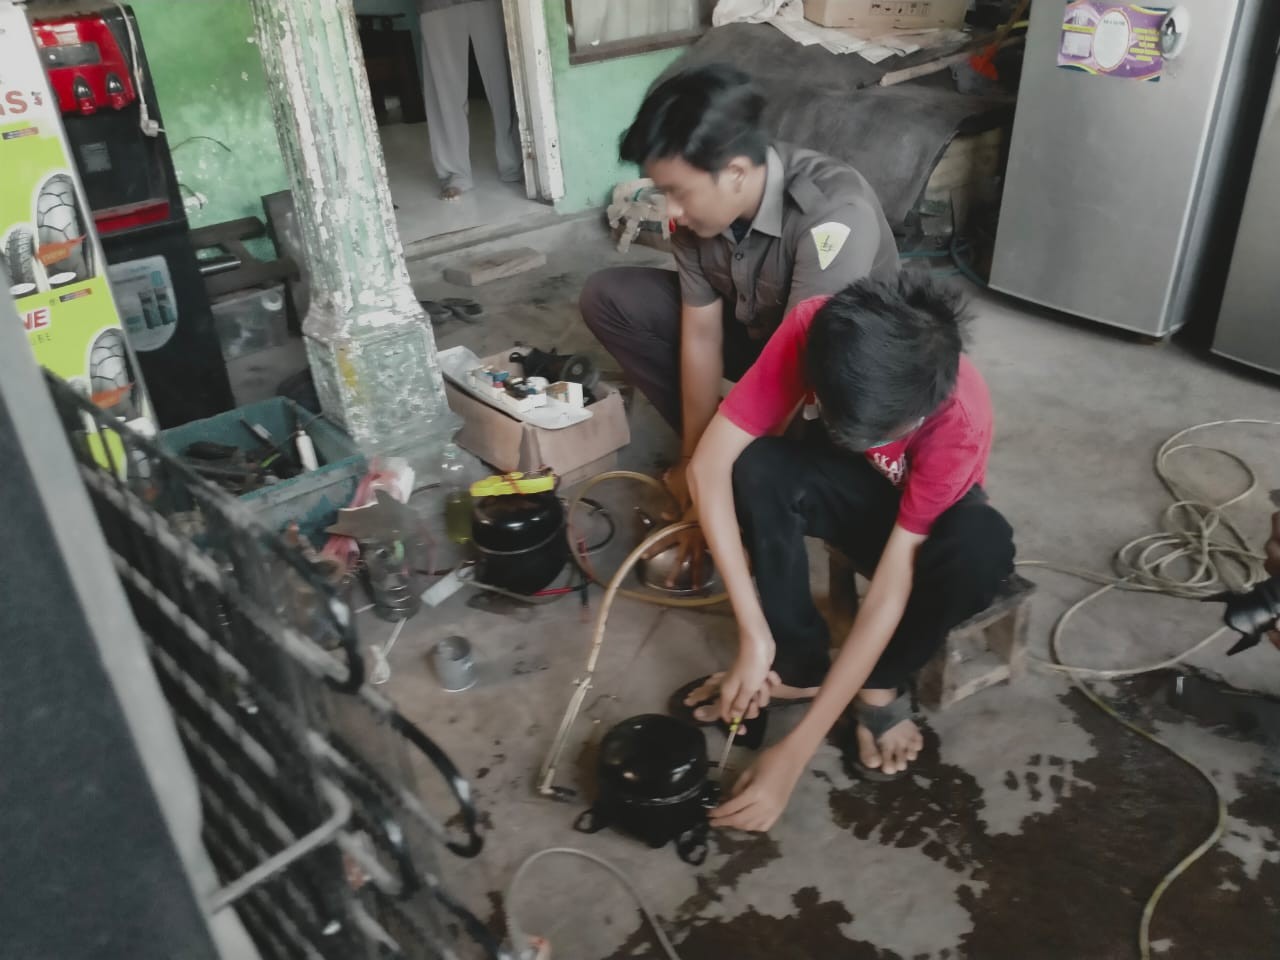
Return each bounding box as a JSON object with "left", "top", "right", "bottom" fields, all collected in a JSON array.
[{"left": 1163, "top": 6, "right": 1192, "bottom": 58}]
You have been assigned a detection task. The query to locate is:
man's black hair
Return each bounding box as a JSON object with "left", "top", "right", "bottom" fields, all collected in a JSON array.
[
  {"left": 806, "top": 275, "right": 969, "bottom": 451},
  {"left": 619, "top": 64, "right": 768, "bottom": 172}
]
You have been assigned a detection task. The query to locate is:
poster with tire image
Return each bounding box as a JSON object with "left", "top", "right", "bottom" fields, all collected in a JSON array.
[{"left": 0, "top": 1, "right": 150, "bottom": 421}]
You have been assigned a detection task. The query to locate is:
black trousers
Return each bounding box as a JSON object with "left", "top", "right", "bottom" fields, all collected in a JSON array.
[
  {"left": 733, "top": 435, "right": 1016, "bottom": 690},
  {"left": 579, "top": 267, "right": 761, "bottom": 431}
]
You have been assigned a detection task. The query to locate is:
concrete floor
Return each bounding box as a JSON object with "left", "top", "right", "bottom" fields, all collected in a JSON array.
[
  {"left": 236, "top": 226, "right": 1280, "bottom": 958},
  {"left": 380, "top": 103, "right": 549, "bottom": 244}
]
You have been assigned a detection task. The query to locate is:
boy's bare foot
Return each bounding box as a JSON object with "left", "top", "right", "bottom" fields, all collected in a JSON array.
[
  {"left": 440, "top": 185, "right": 466, "bottom": 201},
  {"left": 685, "top": 671, "right": 820, "bottom": 723},
  {"left": 854, "top": 688, "right": 922, "bottom": 776}
]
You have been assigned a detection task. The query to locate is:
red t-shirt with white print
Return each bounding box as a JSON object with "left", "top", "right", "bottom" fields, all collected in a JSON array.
[{"left": 719, "top": 296, "right": 993, "bottom": 535}]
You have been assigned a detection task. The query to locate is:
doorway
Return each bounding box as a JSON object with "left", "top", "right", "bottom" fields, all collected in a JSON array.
[{"left": 355, "top": 1, "right": 563, "bottom": 246}]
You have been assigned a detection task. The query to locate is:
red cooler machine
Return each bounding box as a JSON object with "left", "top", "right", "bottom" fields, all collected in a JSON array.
[{"left": 32, "top": 4, "right": 233, "bottom": 427}]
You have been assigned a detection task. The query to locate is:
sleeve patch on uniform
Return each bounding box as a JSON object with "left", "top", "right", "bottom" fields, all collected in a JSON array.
[{"left": 811, "top": 222, "right": 851, "bottom": 270}]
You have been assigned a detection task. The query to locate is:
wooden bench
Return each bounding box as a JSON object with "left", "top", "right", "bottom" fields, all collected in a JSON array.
[{"left": 825, "top": 547, "right": 1035, "bottom": 709}]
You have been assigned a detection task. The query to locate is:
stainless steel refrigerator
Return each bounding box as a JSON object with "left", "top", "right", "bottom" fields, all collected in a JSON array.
[
  {"left": 1213, "top": 51, "right": 1280, "bottom": 375},
  {"left": 991, "top": 0, "right": 1273, "bottom": 338}
]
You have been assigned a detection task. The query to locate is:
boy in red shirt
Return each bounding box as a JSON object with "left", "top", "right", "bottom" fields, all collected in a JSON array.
[{"left": 684, "top": 275, "right": 1015, "bottom": 832}]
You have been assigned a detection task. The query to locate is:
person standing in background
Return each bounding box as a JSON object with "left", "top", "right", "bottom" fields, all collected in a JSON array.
[{"left": 417, "top": 0, "right": 523, "bottom": 200}]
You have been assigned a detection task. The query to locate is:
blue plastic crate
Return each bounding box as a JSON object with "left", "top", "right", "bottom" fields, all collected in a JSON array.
[{"left": 160, "top": 397, "right": 366, "bottom": 545}]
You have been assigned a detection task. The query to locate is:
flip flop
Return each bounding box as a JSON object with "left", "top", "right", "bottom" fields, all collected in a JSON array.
[
  {"left": 847, "top": 690, "right": 916, "bottom": 782},
  {"left": 419, "top": 300, "right": 453, "bottom": 325},
  {"left": 667, "top": 675, "right": 815, "bottom": 751},
  {"left": 443, "top": 297, "right": 484, "bottom": 323}
]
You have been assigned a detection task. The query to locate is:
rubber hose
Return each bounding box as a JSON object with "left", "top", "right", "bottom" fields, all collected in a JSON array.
[{"left": 564, "top": 470, "right": 727, "bottom": 608}]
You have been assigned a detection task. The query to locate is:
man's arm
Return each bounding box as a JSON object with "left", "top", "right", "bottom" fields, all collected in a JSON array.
[
  {"left": 680, "top": 301, "right": 726, "bottom": 461},
  {"left": 710, "top": 524, "right": 925, "bottom": 832},
  {"left": 687, "top": 414, "right": 777, "bottom": 715},
  {"left": 784, "top": 200, "right": 887, "bottom": 317}
]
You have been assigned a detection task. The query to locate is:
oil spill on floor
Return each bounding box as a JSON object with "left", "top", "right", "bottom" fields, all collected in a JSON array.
[
  {"left": 662, "top": 887, "right": 902, "bottom": 960},
  {"left": 948, "top": 690, "right": 1228, "bottom": 960},
  {"left": 603, "top": 680, "right": 1277, "bottom": 959},
  {"left": 671, "top": 830, "right": 783, "bottom": 919},
  {"left": 606, "top": 886, "right": 903, "bottom": 960},
  {"left": 1158, "top": 668, "right": 1280, "bottom": 741}
]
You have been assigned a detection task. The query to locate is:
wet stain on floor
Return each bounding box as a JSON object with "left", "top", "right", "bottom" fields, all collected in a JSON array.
[
  {"left": 670, "top": 886, "right": 903, "bottom": 960},
  {"left": 1153, "top": 770, "right": 1280, "bottom": 959},
  {"left": 603, "top": 683, "right": 1278, "bottom": 959},
  {"left": 484, "top": 889, "right": 507, "bottom": 942},
  {"left": 673, "top": 830, "right": 783, "bottom": 920},
  {"left": 827, "top": 719, "right": 983, "bottom": 875},
  {"left": 608, "top": 887, "right": 904, "bottom": 960},
  {"left": 951, "top": 691, "right": 1226, "bottom": 960}
]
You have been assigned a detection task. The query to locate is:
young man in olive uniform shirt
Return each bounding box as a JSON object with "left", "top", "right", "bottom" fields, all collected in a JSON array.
[{"left": 580, "top": 64, "right": 899, "bottom": 518}]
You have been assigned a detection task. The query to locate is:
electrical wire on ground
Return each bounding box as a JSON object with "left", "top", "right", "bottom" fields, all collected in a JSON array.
[
  {"left": 505, "top": 847, "right": 683, "bottom": 960},
  {"left": 1020, "top": 418, "right": 1280, "bottom": 960},
  {"left": 538, "top": 518, "right": 706, "bottom": 797},
  {"left": 512, "top": 422, "right": 1275, "bottom": 960}
]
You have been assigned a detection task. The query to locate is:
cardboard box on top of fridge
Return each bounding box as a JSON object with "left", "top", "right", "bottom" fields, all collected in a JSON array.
[
  {"left": 443, "top": 348, "right": 630, "bottom": 488},
  {"left": 803, "top": 0, "right": 969, "bottom": 31}
]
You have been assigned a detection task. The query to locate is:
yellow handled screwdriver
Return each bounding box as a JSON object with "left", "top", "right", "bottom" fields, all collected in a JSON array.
[{"left": 717, "top": 716, "right": 740, "bottom": 780}]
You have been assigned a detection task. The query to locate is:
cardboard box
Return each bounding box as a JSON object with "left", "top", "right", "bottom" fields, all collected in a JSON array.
[
  {"left": 444, "top": 349, "right": 630, "bottom": 488},
  {"left": 803, "top": 0, "right": 969, "bottom": 31}
]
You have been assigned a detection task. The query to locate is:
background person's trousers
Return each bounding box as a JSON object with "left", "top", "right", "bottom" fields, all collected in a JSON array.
[
  {"left": 419, "top": 1, "right": 522, "bottom": 191},
  {"left": 580, "top": 267, "right": 762, "bottom": 431},
  {"left": 733, "top": 435, "right": 1016, "bottom": 691}
]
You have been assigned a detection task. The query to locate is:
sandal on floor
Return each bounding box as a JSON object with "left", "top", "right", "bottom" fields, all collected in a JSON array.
[
  {"left": 848, "top": 691, "right": 916, "bottom": 782},
  {"left": 419, "top": 300, "right": 453, "bottom": 325},
  {"left": 442, "top": 297, "right": 484, "bottom": 323},
  {"left": 668, "top": 676, "right": 767, "bottom": 749},
  {"left": 667, "top": 675, "right": 818, "bottom": 750}
]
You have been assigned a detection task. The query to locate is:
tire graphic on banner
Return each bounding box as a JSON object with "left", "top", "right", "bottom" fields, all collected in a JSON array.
[
  {"left": 88, "top": 327, "right": 139, "bottom": 417},
  {"left": 36, "top": 173, "right": 95, "bottom": 282},
  {"left": 5, "top": 225, "right": 37, "bottom": 292}
]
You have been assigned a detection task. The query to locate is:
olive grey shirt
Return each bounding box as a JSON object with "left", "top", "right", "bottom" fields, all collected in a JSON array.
[{"left": 670, "top": 143, "right": 899, "bottom": 340}]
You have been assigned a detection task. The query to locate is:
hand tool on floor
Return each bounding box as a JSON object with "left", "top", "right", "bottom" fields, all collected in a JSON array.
[
  {"left": 1204, "top": 489, "right": 1280, "bottom": 654},
  {"left": 703, "top": 716, "right": 741, "bottom": 808},
  {"left": 1209, "top": 575, "right": 1280, "bottom": 653},
  {"left": 697, "top": 716, "right": 742, "bottom": 813}
]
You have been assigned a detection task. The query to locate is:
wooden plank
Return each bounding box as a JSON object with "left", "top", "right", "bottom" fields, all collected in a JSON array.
[{"left": 443, "top": 247, "right": 548, "bottom": 287}]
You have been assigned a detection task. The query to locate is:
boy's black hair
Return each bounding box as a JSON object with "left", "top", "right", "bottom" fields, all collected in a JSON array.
[
  {"left": 806, "top": 275, "right": 969, "bottom": 451},
  {"left": 619, "top": 64, "right": 768, "bottom": 172}
]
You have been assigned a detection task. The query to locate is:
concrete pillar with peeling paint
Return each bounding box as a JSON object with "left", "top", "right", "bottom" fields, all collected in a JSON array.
[{"left": 248, "top": 0, "right": 458, "bottom": 480}]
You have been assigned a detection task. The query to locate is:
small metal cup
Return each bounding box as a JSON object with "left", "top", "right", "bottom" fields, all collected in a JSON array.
[{"left": 432, "top": 635, "right": 476, "bottom": 692}]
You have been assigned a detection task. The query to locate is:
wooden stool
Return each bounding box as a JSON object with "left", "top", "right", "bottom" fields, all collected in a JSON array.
[{"left": 824, "top": 546, "right": 1035, "bottom": 709}]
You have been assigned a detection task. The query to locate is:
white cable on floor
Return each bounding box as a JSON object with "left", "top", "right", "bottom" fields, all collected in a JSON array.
[
  {"left": 1019, "top": 418, "right": 1280, "bottom": 960},
  {"left": 1022, "top": 418, "right": 1279, "bottom": 679},
  {"left": 504, "top": 847, "right": 683, "bottom": 960},
  {"left": 505, "top": 421, "right": 1276, "bottom": 960}
]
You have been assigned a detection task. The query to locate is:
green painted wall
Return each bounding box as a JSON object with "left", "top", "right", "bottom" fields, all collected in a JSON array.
[
  {"left": 130, "top": 0, "right": 287, "bottom": 230},
  {"left": 129, "top": 0, "right": 682, "bottom": 226},
  {"left": 543, "top": 1, "right": 686, "bottom": 214}
]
